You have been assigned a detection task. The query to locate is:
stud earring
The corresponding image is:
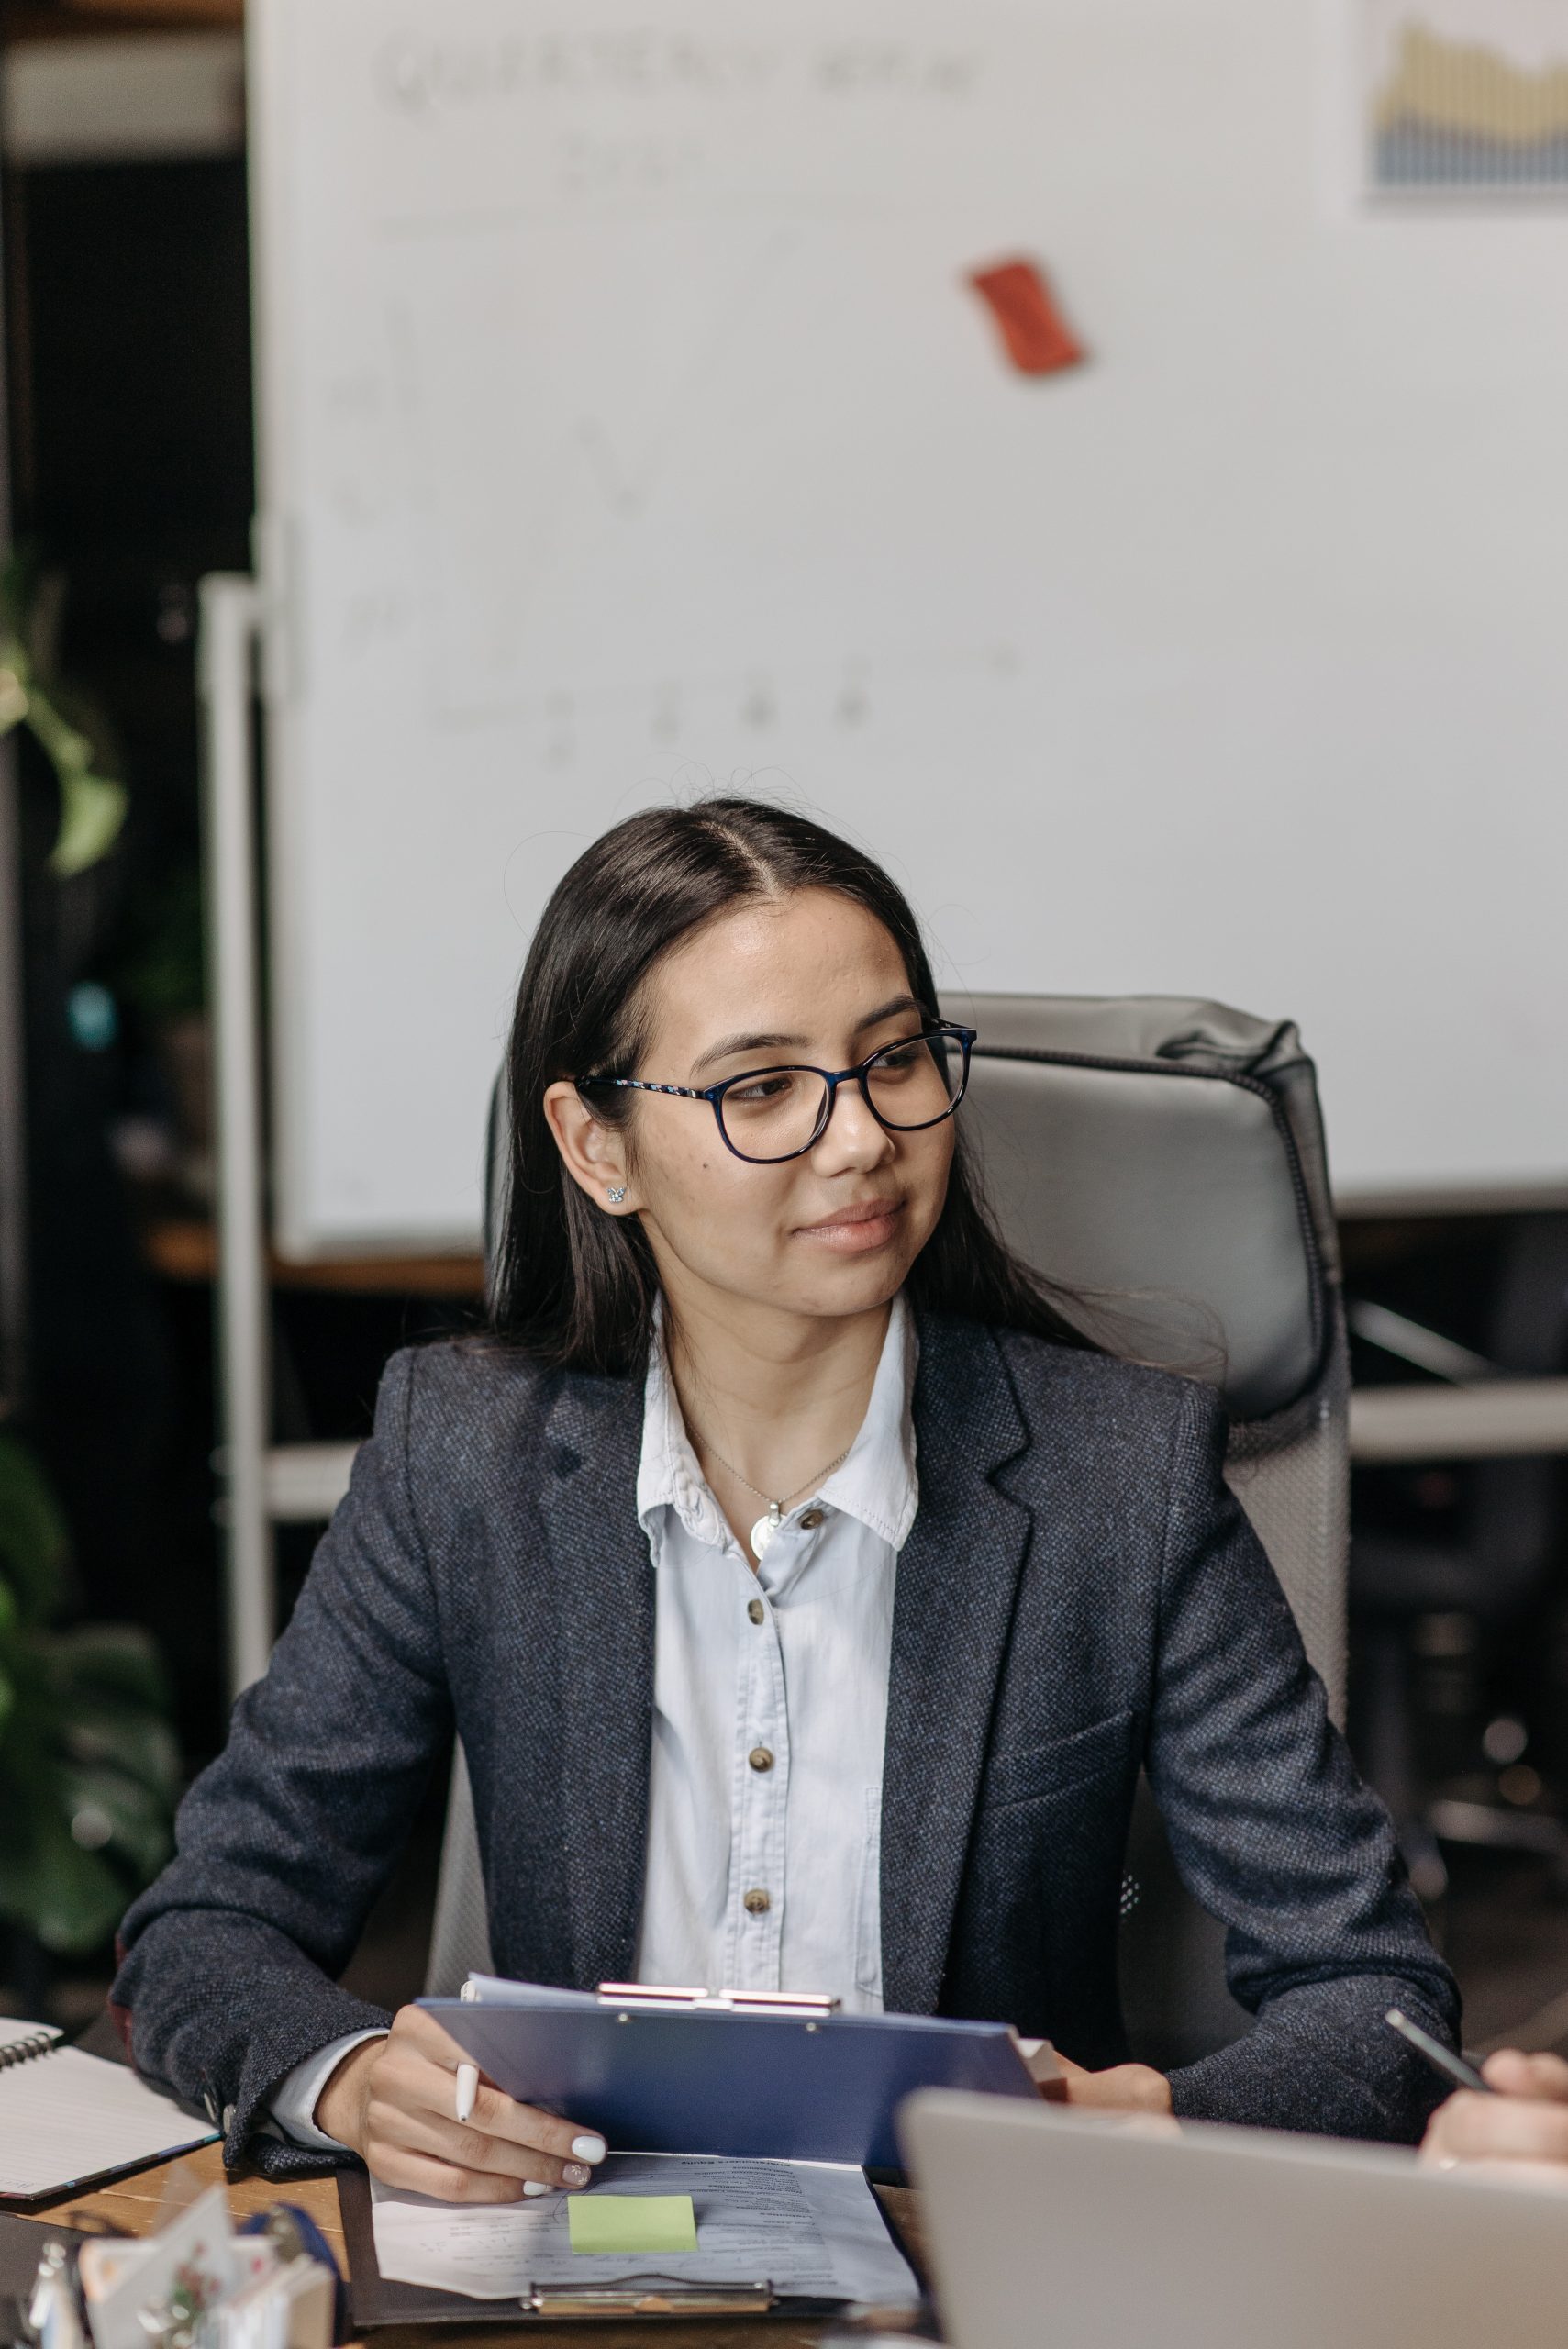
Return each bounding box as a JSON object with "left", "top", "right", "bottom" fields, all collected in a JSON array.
[{"left": 606, "top": 1186, "right": 627, "bottom": 1206}]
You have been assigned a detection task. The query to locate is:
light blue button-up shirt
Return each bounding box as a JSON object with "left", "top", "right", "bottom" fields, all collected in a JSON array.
[
  {"left": 634, "top": 1295, "right": 917, "bottom": 2009},
  {"left": 268, "top": 1297, "right": 917, "bottom": 2144}
]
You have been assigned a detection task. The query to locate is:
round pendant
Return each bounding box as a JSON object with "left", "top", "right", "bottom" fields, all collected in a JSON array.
[{"left": 751, "top": 1511, "right": 779, "bottom": 1562}]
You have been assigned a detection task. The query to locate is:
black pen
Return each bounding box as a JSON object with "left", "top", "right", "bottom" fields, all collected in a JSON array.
[{"left": 1385, "top": 2007, "right": 1495, "bottom": 2095}]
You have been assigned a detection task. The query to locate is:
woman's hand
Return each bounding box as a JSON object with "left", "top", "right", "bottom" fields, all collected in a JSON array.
[
  {"left": 1422, "top": 2050, "right": 1568, "bottom": 2174},
  {"left": 1051, "top": 2053, "right": 1173, "bottom": 2117},
  {"left": 315, "top": 2004, "right": 607, "bottom": 2203}
]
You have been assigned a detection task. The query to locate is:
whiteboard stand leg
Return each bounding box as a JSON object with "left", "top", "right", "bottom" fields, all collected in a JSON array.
[{"left": 198, "top": 573, "right": 271, "bottom": 1698}]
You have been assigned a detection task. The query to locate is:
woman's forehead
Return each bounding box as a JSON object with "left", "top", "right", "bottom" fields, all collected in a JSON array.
[{"left": 645, "top": 890, "right": 909, "bottom": 1048}]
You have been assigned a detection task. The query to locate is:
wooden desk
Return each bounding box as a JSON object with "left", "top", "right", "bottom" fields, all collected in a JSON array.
[
  {"left": 17, "top": 2146, "right": 926, "bottom": 2349},
  {"left": 139, "top": 1216, "right": 486, "bottom": 1300}
]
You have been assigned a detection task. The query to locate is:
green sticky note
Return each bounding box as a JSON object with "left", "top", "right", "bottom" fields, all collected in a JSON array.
[{"left": 567, "top": 2193, "right": 698, "bottom": 2256}]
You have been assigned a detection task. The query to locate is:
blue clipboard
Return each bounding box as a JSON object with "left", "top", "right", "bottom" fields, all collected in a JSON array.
[{"left": 420, "top": 1981, "right": 1039, "bottom": 2171}]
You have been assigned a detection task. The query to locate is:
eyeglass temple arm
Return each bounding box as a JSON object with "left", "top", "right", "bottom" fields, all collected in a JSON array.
[{"left": 579, "top": 1076, "right": 706, "bottom": 1099}]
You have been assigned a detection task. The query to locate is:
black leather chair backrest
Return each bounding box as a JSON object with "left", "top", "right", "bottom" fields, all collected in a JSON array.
[{"left": 949, "top": 995, "right": 1335, "bottom": 1420}]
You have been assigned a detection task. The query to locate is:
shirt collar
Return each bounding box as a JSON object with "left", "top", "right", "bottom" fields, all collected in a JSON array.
[{"left": 637, "top": 1293, "right": 919, "bottom": 1553}]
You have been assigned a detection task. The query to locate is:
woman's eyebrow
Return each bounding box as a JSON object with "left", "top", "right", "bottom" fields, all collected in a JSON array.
[
  {"left": 689, "top": 996, "right": 926, "bottom": 1079},
  {"left": 690, "top": 1029, "right": 804, "bottom": 1077},
  {"left": 856, "top": 992, "right": 925, "bottom": 1032}
]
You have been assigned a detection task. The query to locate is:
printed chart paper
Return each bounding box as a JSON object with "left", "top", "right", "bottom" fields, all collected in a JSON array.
[{"left": 1361, "top": 0, "right": 1568, "bottom": 195}]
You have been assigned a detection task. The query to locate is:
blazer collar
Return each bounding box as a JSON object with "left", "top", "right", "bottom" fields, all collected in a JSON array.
[{"left": 880, "top": 1311, "right": 1034, "bottom": 2016}]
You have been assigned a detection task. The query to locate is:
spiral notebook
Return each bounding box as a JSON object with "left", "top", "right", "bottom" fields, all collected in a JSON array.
[{"left": 0, "top": 2019, "right": 219, "bottom": 2206}]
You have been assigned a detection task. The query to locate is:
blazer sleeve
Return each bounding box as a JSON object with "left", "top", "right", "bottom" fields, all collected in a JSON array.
[
  {"left": 112, "top": 1347, "right": 453, "bottom": 2177},
  {"left": 1145, "top": 1378, "right": 1461, "bottom": 2143}
]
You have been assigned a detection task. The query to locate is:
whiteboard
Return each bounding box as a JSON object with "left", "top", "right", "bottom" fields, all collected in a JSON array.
[{"left": 248, "top": 0, "right": 1568, "bottom": 1254}]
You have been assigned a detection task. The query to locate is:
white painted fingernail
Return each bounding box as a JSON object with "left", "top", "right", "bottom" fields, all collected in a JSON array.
[
  {"left": 523, "top": 2180, "right": 552, "bottom": 2198},
  {"left": 571, "top": 2134, "right": 606, "bottom": 2164}
]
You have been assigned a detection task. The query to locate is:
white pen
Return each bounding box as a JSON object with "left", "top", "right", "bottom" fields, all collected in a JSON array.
[{"left": 454, "top": 2062, "right": 479, "bottom": 2124}]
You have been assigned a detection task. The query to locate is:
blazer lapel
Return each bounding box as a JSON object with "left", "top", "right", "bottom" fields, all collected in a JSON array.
[
  {"left": 532, "top": 1365, "right": 654, "bottom": 1989},
  {"left": 881, "top": 1317, "right": 1034, "bottom": 2016}
]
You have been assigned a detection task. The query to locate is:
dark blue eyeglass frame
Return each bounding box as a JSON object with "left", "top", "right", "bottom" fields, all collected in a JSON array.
[{"left": 576, "top": 1021, "right": 976, "bottom": 1166}]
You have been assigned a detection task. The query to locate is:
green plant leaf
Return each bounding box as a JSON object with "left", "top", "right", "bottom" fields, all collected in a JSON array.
[
  {"left": 49, "top": 770, "right": 128, "bottom": 879},
  {"left": 61, "top": 1706, "right": 181, "bottom": 1802},
  {"left": 0, "top": 596, "right": 128, "bottom": 879},
  {"left": 0, "top": 1453, "right": 179, "bottom": 1953},
  {"left": 58, "top": 1761, "right": 173, "bottom": 1882},
  {"left": 0, "top": 1800, "right": 127, "bottom": 1954},
  {"left": 0, "top": 662, "right": 27, "bottom": 734},
  {"left": 50, "top": 1622, "right": 171, "bottom": 1709}
]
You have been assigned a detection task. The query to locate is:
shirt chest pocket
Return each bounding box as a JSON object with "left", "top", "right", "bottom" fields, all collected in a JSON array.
[{"left": 979, "top": 1707, "right": 1138, "bottom": 1812}]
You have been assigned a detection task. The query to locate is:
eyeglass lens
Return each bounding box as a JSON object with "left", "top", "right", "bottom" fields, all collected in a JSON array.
[{"left": 717, "top": 1032, "right": 967, "bottom": 1163}]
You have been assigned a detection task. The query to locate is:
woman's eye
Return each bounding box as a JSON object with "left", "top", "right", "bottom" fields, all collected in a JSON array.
[
  {"left": 728, "top": 1073, "right": 796, "bottom": 1108},
  {"left": 874, "top": 1043, "right": 922, "bottom": 1074}
]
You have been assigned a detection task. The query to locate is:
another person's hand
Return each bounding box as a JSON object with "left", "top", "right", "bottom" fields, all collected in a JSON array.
[
  {"left": 1051, "top": 2053, "right": 1173, "bottom": 2116},
  {"left": 1422, "top": 2050, "right": 1568, "bottom": 2173},
  {"left": 315, "top": 2003, "right": 607, "bottom": 2202}
]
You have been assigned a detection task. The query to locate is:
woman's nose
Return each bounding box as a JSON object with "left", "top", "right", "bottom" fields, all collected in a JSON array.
[{"left": 810, "top": 1080, "right": 895, "bottom": 1173}]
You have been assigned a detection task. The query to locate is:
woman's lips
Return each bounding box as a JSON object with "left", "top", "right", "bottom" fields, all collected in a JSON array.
[{"left": 796, "top": 1198, "right": 905, "bottom": 1253}]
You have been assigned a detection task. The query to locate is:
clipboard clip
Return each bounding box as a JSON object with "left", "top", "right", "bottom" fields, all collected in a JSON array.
[
  {"left": 527, "top": 2276, "right": 775, "bottom": 2317},
  {"left": 596, "top": 1983, "right": 840, "bottom": 2014}
]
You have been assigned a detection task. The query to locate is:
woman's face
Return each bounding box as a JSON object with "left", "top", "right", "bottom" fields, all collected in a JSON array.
[{"left": 553, "top": 888, "right": 956, "bottom": 1339}]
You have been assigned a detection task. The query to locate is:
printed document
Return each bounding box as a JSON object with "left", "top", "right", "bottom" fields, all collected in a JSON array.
[{"left": 371, "top": 2152, "right": 917, "bottom": 2305}]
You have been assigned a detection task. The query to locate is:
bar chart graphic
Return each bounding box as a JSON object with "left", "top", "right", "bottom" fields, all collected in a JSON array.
[{"left": 1364, "top": 2, "right": 1568, "bottom": 193}]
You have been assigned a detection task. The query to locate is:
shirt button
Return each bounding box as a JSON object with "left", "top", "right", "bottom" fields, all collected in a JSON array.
[
  {"left": 743, "top": 1888, "right": 772, "bottom": 1916},
  {"left": 747, "top": 1598, "right": 765, "bottom": 1625},
  {"left": 799, "top": 1508, "right": 825, "bottom": 1530},
  {"left": 749, "top": 1746, "right": 774, "bottom": 1773}
]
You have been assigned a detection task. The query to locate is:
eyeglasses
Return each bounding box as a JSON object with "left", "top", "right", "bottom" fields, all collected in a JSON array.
[{"left": 577, "top": 1022, "right": 976, "bottom": 1166}]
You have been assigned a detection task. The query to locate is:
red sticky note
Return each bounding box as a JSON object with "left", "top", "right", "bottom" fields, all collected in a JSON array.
[{"left": 968, "top": 259, "right": 1086, "bottom": 378}]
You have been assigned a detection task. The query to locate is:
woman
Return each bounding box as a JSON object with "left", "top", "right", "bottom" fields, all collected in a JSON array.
[{"left": 115, "top": 799, "right": 1457, "bottom": 2199}]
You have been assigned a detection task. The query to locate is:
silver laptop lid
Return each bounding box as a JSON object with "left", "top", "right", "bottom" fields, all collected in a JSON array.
[{"left": 902, "top": 2090, "right": 1568, "bottom": 2349}]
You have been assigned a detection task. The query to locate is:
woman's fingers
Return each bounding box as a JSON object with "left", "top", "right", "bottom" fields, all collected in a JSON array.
[
  {"left": 382, "top": 2012, "right": 606, "bottom": 2160},
  {"left": 1423, "top": 2087, "right": 1568, "bottom": 2168},
  {"left": 357, "top": 2013, "right": 607, "bottom": 2199},
  {"left": 365, "top": 2142, "right": 535, "bottom": 2205},
  {"left": 1482, "top": 2049, "right": 1568, "bottom": 2103},
  {"left": 462, "top": 2078, "right": 606, "bottom": 2167},
  {"left": 368, "top": 2097, "right": 596, "bottom": 2190},
  {"left": 1421, "top": 2050, "right": 1568, "bottom": 2170}
]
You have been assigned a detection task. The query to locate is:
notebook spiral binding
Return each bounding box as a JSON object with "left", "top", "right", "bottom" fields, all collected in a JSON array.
[{"left": 0, "top": 2031, "right": 58, "bottom": 2071}]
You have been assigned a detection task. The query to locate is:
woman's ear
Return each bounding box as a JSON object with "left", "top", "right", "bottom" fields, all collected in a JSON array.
[{"left": 542, "top": 1082, "right": 637, "bottom": 1213}]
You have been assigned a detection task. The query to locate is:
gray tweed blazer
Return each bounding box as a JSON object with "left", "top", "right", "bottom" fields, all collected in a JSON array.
[{"left": 114, "top": 1313, "right": 1458, "bottom": 2176}]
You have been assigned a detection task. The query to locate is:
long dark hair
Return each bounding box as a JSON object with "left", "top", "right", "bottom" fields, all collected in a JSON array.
[{"left": 491, "top": 798, "right": 1093, "bottom": 1374}]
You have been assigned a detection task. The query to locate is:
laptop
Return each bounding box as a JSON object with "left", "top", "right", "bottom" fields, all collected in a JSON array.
[{"left": 901, "top": 2089, "right": 1568, "bottom": 2349}]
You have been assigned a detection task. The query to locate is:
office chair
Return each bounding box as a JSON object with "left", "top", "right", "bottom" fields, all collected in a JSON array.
[
  {"left": 1351, "top": 1214, "right": 1568, "bottom": 1902},
  {"left": 426, "top": 996, "right": 1348, "bottom": 2075}
]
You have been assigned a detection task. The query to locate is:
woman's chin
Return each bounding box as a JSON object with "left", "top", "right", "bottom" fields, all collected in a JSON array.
[{"left": 783, "top": 1252, "right": 917, "bottom": 1322}]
